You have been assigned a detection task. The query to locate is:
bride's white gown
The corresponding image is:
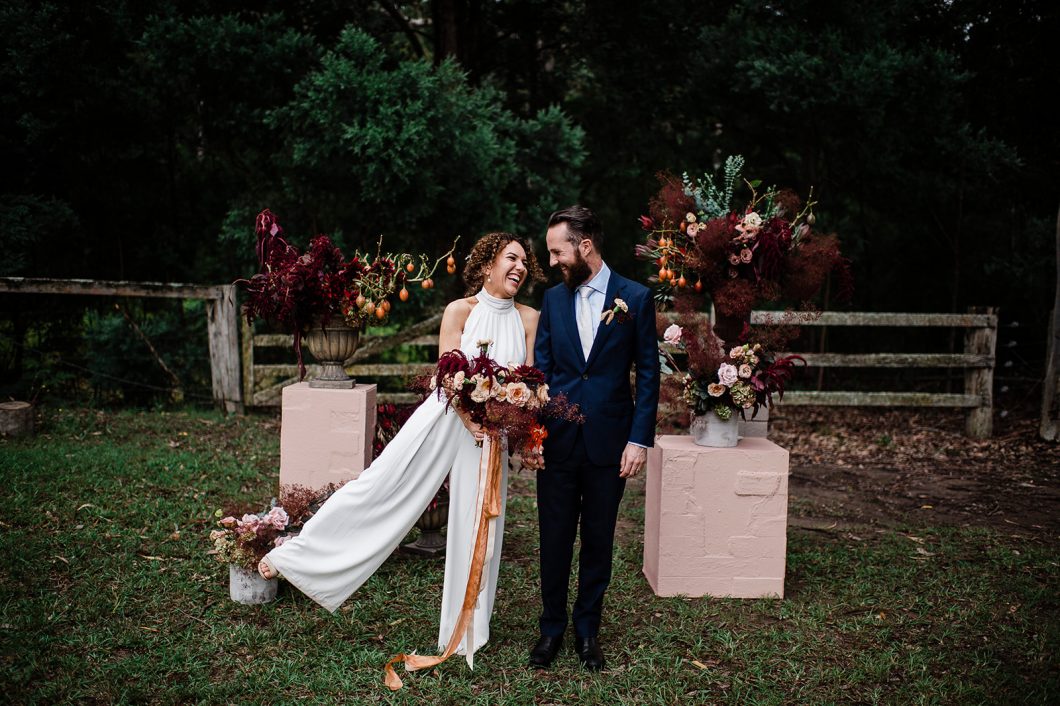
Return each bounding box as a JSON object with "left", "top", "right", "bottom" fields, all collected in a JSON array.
[{"left": 265, "top": 288, "right": 525, "bottom": 656}]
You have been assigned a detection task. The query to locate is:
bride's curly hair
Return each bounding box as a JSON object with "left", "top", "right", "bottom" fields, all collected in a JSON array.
[{"left": 463, "top": 232, "right": 546, "bottom": 296}]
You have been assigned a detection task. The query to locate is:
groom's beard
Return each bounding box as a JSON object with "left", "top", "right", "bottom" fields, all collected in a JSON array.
[{"left": 559, "top": 251, "right": 592, "bottom": 290}]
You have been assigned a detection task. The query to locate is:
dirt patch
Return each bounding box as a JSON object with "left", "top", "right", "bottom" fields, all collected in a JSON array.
[{"left": 770, "top": 408, "right": 1060, "bottom": 541}]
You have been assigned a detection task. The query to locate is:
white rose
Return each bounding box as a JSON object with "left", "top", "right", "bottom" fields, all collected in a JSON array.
[
  {"left": 453, "top": 370, "right": 466, "bottom": 387},
  {"left": 663, "top": 324, "right": 683, "bottom": 346},
  {"left": 738, "top": 364, "right": 753, "bottom": 379},
  {"left": 718, "top": 363, "right": 739, "bottom": 386}
]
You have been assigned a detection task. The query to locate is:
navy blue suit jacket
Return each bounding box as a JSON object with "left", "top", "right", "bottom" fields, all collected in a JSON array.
[{"left": 534, "top": 271, "right": 660, "bottom": 466}]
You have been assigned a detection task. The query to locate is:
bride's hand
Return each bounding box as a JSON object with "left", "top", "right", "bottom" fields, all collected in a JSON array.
[
  {"left": 521, "top": 451, "right": 544, "bottom": 471},
  {"left": 462, "top": 418, "right": 485, "bottom": 442}
]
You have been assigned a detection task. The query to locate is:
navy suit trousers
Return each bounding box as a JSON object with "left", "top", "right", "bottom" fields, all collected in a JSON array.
[{"left": 536, "top": 429, "right": 626, "bottom": 638}]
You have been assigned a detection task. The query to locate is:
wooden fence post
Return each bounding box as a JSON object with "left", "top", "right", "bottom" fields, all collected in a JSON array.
[
  {"left": 1042, "top": 308, "right": 1059, "bottom": 441},
  {"left": 241, "top": 317, "right": 256, "bottom": 410},
  {"left": 964, "top": 306, "right": 997, "bottom": 438},
  {"left": 206, "top": 284, "right": 243, "bottom": 414}
]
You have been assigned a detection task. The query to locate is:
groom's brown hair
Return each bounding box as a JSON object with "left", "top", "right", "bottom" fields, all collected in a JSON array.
[{"left": 548, "top": 205, "right": 604, "bottom": 250}]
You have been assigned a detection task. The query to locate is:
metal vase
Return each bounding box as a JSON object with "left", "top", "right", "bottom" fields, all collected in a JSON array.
[
  {"left": 303, "top": 321, "right": 360, "bottom": 389},
  {"left": 404, "top": 499, "right": 449, "bottom": 557},
  {"left": 690, "top": 413, "right": 740, "bottom": 447}
]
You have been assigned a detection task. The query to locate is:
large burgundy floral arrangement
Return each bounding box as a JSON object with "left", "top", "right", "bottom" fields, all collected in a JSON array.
[
  {"left": 238, "top": 209, "right": 457, "bottom": 378},
  {"left": 636, "top": 156, "right": 852, "bottom": 324}
]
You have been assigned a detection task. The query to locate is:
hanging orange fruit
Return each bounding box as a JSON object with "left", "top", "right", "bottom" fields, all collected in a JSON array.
[
  {"left": 399, "top": 287, "right": 409, "bottom": 302},
  {"left": 406, "top": 262, "right": 415, "bottom": 273},
  {"left": 382, "top": 299, "right": 391, "bottom": 313},
  {"left": 678, "top": 275, "right": 687, "bottom": 288},
  {"left": 695, "top": 279, "right": 703, "bottom": 292}
]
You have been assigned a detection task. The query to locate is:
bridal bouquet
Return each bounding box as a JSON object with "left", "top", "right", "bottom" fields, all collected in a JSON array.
[
  {"left": 659, "top": 320, "right": 804, "bottom": 420},
  {"left": 636, "top": 155, "right": 852, "bottom": 320},
  {"left": 427, "top": 339, "right": 580, "bottom": 455}
]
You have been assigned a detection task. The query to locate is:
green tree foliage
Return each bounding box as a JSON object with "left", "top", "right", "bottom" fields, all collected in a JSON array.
[{"left": 266, "top": 28, "right": 583, "bottom": 255}]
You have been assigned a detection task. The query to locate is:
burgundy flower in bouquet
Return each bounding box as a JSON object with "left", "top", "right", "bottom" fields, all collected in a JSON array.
[
  {"left": 427, "top": 340, "right": 581, "bottom": 456},
  {"left": 238, "top": 209, "right": 457, "bottom": 379},
  {"left": 636, "top": 156, "right": 853, "bottom": 322}
]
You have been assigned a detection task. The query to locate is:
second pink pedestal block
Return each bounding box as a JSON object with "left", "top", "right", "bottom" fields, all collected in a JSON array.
[
  {"left": 279, "top": 382, "right": 377, "bottom": 492},
  {"left": 643, "top": 435, "right": 789, "bottom": 599}
]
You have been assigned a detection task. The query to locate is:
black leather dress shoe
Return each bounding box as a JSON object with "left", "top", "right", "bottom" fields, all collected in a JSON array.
[
  {"left": 528, "top": 634, "right": 563, "bottom": 669},
  {"left": 574, "top": 636, "right": 605, "bottom": 671}
]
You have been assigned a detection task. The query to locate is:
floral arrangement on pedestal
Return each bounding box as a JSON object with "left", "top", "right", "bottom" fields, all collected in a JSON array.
[
  {"left": 659, "top": 319, "right": 804, "bottom": 422},
  {"left": 239, "top": 209, "right": 458, "bottom": 379},
  {"left": 636, "top": 155, "right": 852, "bottom": 340},
  {"left": 427, "top": 339, "right": 581, "bottom": 455}
]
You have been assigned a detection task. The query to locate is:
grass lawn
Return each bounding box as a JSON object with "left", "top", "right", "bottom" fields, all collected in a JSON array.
[{"left": 1, "top": 407, "right": 1057, "bottom": 704}]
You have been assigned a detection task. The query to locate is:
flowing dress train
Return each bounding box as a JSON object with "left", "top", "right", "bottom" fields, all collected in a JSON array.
[{"left": 265, "top": 288, "right": 525, "bottom": 657}]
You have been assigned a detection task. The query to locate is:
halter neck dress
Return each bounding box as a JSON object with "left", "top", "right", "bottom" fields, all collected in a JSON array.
[{"left": 266, "top": 288, "right": 526, "bottom": 657}]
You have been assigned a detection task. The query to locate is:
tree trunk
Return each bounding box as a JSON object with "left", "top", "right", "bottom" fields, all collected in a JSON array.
[
  {"left": 1040, "top": 201, "right": 1060, "bottom": 441},
  {"left": 0, "top": 401, "right": 34, "bottom": 437}
]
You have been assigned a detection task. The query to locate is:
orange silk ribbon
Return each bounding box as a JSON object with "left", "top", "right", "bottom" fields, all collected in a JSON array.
[{"left": 384, "top": 434, "right": 504, "bottom": 690}]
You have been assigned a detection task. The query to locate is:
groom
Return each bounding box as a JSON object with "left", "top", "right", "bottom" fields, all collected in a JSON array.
[{"left": 530, "top": 205, "right": 660, "bottom": 671}]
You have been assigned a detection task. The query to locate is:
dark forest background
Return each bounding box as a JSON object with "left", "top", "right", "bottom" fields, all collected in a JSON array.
[{"left": 1, "top": 0, "right": 1056, "bottom": 407}]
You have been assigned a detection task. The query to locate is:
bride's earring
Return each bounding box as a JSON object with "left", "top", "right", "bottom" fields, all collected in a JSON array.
[{"left": 486, "top": 269, "right": 492, "bottom": 283}]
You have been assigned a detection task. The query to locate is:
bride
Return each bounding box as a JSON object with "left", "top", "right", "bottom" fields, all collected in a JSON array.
[{"left": 258, "top": 232, "right": 544, "bottom": 659}]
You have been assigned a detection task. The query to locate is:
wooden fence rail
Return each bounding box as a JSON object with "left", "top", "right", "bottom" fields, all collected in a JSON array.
[
  {"left": 0, "top": 277, "right": 242, "bottom": 414},
  {"left": 747, "top": 307, "right": 998, "bottom": 438},
  {"left": 246, "top": 306, "right": 997, "bottom": 437}
]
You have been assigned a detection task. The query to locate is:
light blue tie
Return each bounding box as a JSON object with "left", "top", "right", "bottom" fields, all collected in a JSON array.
[{"left": 577, "top": 285, "right": 594, "bottom": 359}]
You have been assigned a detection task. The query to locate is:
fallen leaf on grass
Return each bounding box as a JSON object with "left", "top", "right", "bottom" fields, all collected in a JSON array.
[
  {"left": 914, "top": 547, "right": 935, "bottom": 557},
  {"left": 689, "top": 659, "right": 718, "bottom": 670},
  {"left": 76, "top": 503, "right": 96, "bottom": 512},
  {"left": 52, "top": 555, "right": 69, "bottom": 564},
  {"left": 139, "top": 555, "right": 165, "bottom": 561}
]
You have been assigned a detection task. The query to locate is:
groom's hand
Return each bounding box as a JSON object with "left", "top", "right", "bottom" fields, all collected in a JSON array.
[{"left": 618, "top": 443, "right": 647, "bottom": 478}]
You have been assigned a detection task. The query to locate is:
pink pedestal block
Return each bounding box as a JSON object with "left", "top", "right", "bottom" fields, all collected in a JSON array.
[
  {"left": 279, "top": 383, "right": 377, "bottom": 492},
  {"left": 643, "top": 435, "right": 789, "bottom": 599}
]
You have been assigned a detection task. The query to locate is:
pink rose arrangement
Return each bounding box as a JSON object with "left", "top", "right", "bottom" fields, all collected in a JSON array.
[
  {"left": 658, "top": 320, "right": 804, "bottom": 421},
  {"left": 208, "top": 484, "right": 343, "bottom": 570}
]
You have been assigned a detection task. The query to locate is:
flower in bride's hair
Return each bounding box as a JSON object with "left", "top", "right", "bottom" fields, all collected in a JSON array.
[
  {"left": 469, "top": 374, "right": 493, "bottom": 402},
  {"left": 505, "top": 382, "right": 531, "bottom": 407}
]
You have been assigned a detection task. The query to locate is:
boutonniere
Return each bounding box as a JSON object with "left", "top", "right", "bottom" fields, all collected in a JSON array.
[{"left": 601, "top": 297, "right": 631, "bottom": 325}]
